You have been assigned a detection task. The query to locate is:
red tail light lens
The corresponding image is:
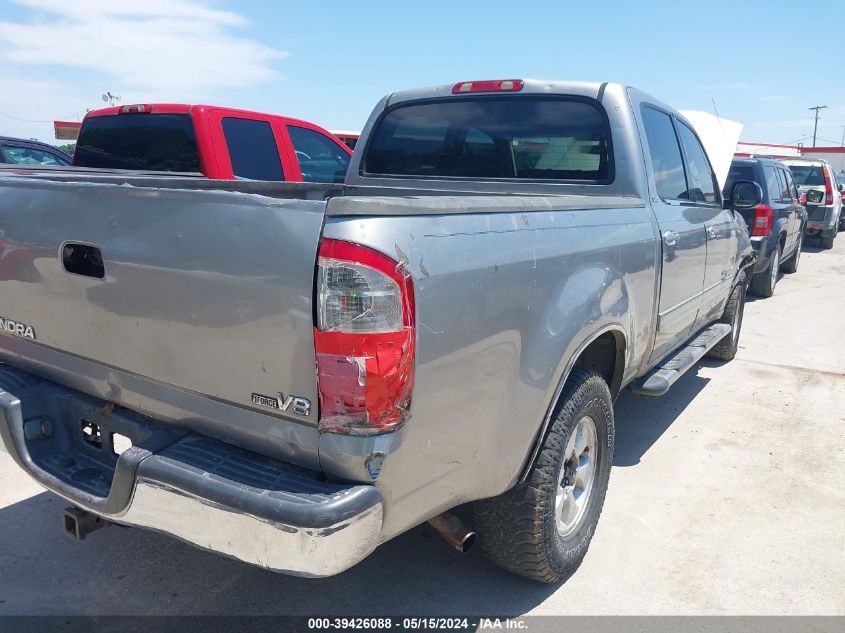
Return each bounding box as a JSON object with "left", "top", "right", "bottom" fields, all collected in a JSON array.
[
  {"left": 314, "top": 239, "right": 415, "bottom": 435},
  {"left": 823, "top": 166, "right": 834, "bottom": 205},
  {"left": 751, "top": 204, "right": 773, "bottom": 236},
  {"left": 452, "top": 79, "right": 524, "bottom": 94}
]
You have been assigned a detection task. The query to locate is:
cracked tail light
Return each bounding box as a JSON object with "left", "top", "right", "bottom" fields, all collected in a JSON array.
[{"left": 314, "top": 239, "right": 415, "bottom": 435}]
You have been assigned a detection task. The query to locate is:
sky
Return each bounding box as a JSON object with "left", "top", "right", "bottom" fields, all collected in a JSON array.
[{"left": 0, "top": 0, "right": 843, "bottom": 147}]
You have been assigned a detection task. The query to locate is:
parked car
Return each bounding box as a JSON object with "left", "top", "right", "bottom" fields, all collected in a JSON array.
[
  {"left": 723, "top": 158, "right": 806, "bottom": 297},
  {"left": 0, "top": 136, "right": 71, "bottom": 166},
  {"left": 783, "top": 158, "right": 842, "bottom": 249},
  {"left": 73, "top": 103, "right": 352, "bottom": 183},
  {"left": 0, "top": 79, "right": 753, "bottom": 584}
]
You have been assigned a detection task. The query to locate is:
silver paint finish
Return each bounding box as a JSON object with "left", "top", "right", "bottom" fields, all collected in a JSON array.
[
  {"left": 0, "top": 178, "right": 325, "bottom": 468},
  {"left": 0, "top": 80, "right": 752, "bottom": 556},
  {"left": 321, "top": 205, "right": 658, "bottom": 538}
]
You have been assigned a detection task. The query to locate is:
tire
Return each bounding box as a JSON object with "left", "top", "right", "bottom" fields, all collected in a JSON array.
[
  {"left": 707, "top": 272, "right": 746, "bottom": 361},
  {"left": 749, "top": 245, "right": 779, "bottom": 297},
  {"left": 820, "top": 230, "right": 835, "bottom": 250},
  {"left": 473, "top": 368, "right": 614, "bottom": 583},
  {"left": 780, "top": 233, "right": 802, "bottom": 274}
]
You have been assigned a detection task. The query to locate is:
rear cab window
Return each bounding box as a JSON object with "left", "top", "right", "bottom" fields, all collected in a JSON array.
[
  {"left": 74, "top": 113, "right": 201, "bottom": 172},
  {"left": 363, "top": 96, "right": 613, "bottom": 182},
  {"left": 221, "top": 117, "right": 284, "bottom": 181}
]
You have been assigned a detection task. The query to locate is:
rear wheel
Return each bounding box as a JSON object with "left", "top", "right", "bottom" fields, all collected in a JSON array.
[
  {"left": 707, "top": 272, "right": 746, "bottom": 361},
  {"left": 780, "top": 233, "right": 802, "bottom": 274},
  {"left": 473, "top": 368, "right": 613, "bottom": 583},
  {"left": 750, "top": 245, "right": 780, "bottom": 297}
]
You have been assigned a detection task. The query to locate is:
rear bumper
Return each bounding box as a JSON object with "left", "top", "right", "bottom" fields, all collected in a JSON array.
[
  {"left": 0, "top": 365, "right": 383, "bottom": 577},
  {"left": 805, "top": 204, "right": 838, "bottom": 232}
]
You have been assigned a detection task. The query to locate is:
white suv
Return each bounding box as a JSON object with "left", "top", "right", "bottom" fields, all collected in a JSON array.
[{"left": 783, "top": 158, "right": 842, "bottom": 249}]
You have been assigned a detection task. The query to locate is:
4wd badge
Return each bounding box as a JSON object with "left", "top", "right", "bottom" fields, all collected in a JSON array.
[{"left": 0, "top": 316, "right": 36, "bottom": 340}]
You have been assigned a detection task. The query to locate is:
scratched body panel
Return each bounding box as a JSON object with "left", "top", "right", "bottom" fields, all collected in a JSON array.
[{"left": 321, "top": 205, "right": 657, "bottom": 539}]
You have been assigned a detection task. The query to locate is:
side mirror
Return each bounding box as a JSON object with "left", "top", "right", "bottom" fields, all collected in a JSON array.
[
  {"left": 729, "top": 180, "right": 763, "bottom": 208},
  {"left": 806, "top": 189, "right": 824, "bottom": 205},
  {"left": 838, "top": 183, "right": 844, "bottom": 192}
]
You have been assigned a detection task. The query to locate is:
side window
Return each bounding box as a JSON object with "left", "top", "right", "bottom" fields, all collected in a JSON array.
[
  {"left": 0, "top": 145, "right": 70, "bottom": 166},
  {"left": 675, "top": 122, "right": 719, "bottom": 205},
  {"left": 221, "top": 117, "right": 284, "bottom": 181},
  {"left": 763, "top": 166, "right": 781, "bottom": 203},
  {"left": 287, "top": 126, "right": 350, "bottom": 183},
  {"left": 640, "top": 107, "right": 687, "bottom": 201},
  {"left": 776, "top": 168, "right": 792, "bottom": 202},
  {"left": 781, "top": 168, "right": 798, "bottom": 200}
]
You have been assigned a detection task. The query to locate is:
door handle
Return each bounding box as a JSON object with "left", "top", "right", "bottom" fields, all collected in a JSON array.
[
  {"left": 662, "top": 230, "right": 679, "bottom": 246},
  {"left": 706, "top": 226, "right": 719, "bottom": 239}
]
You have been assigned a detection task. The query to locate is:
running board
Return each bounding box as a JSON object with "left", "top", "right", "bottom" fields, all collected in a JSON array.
[{"left": 630, "top": 323, "right": 732, "bottom": 397}]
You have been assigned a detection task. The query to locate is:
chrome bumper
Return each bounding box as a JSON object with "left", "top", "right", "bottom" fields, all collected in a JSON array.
[
  {"left": 0, "top": 365, "right": 383, "bottom": 578},
  {"left": 115, "top": 479, "right": 383, "bottom": 577}
]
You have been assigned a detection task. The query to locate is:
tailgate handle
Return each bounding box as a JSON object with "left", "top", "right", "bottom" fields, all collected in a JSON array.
[{"left": 62, "top": 243, "right": 105, "bottom": 279}]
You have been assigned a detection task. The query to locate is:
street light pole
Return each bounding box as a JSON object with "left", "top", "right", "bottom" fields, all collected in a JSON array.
[{"left": 809, "top": 105, "right": 827, "bottom": 147}]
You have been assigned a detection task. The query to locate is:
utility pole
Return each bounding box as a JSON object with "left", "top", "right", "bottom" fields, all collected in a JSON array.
[
  {"left": 840, "top": 125, "right": 845, "bottom": 147},
  {"left": 809, "top": 105, "right": 827, "bottom": 146}
]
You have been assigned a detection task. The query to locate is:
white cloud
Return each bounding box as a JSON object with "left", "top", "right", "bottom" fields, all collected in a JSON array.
[{"left": 0, "top": 0, "right": 286, "bottom": 97}]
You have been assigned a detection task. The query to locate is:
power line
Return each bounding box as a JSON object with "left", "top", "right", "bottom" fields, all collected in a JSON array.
[{"left": 0, "top": 110, "right": 79, "bottom": 124}]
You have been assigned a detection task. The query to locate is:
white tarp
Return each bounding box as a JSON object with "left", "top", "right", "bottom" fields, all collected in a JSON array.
[{"left": 679, "top": 110, "right": 743, "bottom": 193}]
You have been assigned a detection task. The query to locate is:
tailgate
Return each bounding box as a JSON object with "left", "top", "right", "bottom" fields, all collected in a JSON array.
[{"left": 0, "top": 177, "right": 325, "bottom": 460}]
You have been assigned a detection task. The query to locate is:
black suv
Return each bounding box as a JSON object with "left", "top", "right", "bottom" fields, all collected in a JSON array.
[{"left": 723, "top": 158, "right": 807, "bottom": 297}]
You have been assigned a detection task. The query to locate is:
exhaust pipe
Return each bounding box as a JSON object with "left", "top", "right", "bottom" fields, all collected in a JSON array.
[
  {"left": 427, "top": 512, "right": 477, "bottom": 554},
  {"left": 62, "top": 506, "right": 111, "bottom": 540}
]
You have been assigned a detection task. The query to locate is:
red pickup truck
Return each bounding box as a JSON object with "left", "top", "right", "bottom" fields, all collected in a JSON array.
[{"left": 72, "top": 103, "right": 352, "bottom": 183}]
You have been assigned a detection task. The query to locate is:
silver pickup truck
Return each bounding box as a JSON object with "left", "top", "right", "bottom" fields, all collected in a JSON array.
[{"left": 0, "top": 80, "right": 754, "bottom": 583}]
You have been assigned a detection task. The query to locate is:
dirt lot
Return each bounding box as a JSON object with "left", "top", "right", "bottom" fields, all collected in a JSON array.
[{"left": 0, "top": 238, "right": 843, "bottom": 617}]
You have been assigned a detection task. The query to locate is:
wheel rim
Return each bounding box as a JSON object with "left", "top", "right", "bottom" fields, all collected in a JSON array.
[
  {"left": 770, "top": 247, "right": 779, "bottom": 288},
  {"left": 555, "top": 415, "right": 598, "bottom": 537}
]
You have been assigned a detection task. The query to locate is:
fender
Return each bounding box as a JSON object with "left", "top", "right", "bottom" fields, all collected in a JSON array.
[{"left": 517, "top": 323, "right": 627, "bottom": 484}]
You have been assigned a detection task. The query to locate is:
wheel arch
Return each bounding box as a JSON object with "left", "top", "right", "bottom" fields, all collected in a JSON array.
[{"left": 517, "top": 324, "right": 627, "bottom": 484}]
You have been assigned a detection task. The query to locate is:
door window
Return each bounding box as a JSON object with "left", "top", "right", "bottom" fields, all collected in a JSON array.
[
  {"left": 221, "top": 117, "right": 284, "bottom": 181},
  {"left": 763, "top": 166, "right": 781, "bottom": 203},
  {"left": 0, "top": 145, "right": 70, "bottom": 166},
  {"left": 640, "top": 107, "right": 687, "bottom": 201},
  {"left": 676, "top": 122, "right": 719, "bottom": 205},
  {"left": 781, "top": 168, "right": 798, "bottom": 200},
  {"left": 287, "top": 126, "right": 350, "bottom": 183}
]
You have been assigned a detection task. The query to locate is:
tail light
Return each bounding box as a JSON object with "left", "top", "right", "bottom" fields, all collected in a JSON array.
[
  {"left": 452, "top": 79, "right": 524, "bottom": 94},
  {"left": 314, "top": 239, "right": 415, "bottom": 435},
  {"left": 119, "top": 104, "right": 151, "bottom": 114},
  {"left": 823, "top": 166, "right": 834, "bottom": 205},
  {"left": 751, "top": 204, "right": 773, "bottom": 236}
]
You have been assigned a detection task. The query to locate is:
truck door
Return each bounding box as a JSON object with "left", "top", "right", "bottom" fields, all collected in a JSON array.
[
  {"left": 674, "top": 120, "right": 738, "bottom": 327},
  {"left": 639, "top": 106, "right": 708, "bottom": 364}
]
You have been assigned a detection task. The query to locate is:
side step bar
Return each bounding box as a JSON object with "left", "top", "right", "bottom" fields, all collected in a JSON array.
[{"left": 630, "top": 323, "right": 732, "bottom": 397}]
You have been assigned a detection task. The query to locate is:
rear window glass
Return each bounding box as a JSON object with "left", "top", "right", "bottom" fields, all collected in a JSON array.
[
  {"left": 363, "top": 97, "right": 612, "bottom": 182},
  {"left": 788, "top": 164, "right": 825, "bottom": 186},
  {"left": 723, "top": 164, "right": 754, "bottom": 197},
  {"left": 74, "top": 113, "right": 200, "bottom": 172}
]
